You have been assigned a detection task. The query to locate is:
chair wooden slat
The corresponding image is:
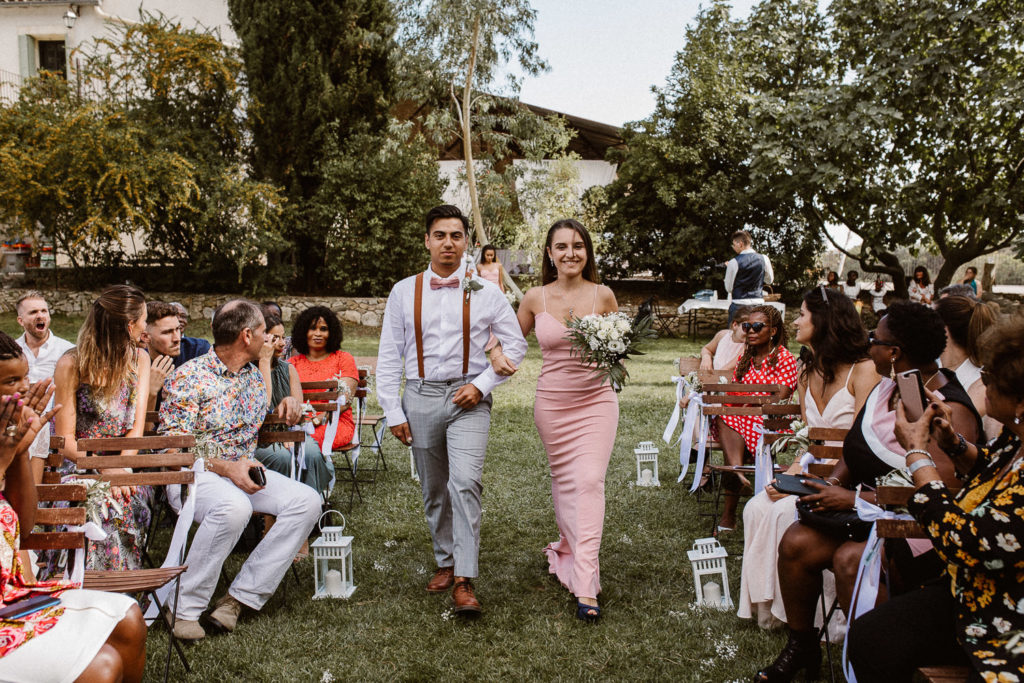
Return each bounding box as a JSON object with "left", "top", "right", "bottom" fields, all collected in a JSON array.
[
  {"left": 89, "top": 471, "right": 194, "bottom": 487},
  {"left": 916, "top": 666, "right": 970, "bottom": 682},
  {"left": 35, "top": 507, "right": 86, "bottom": 525},
  {"left": 302, "top": 391, "right": 340, "bottom": 401},
  {"left": 701, "top": 395, "right": 783, "bottom": 405},
  {"left": 77, "top": 435, "right": 195, "bottom": 451},
  {"left": 806, "top": 462, "right": 836, "bottom": 478},
  {"left": 75, "top": 454, "right": 196, "bottom": 469},
  {"left": 37, "top": 483, "right": 87, "bottom": 501},
  {"left": 300, "top": 380, "right": 337, "bottom": 391},
  {"left": 807, "top": 427, "right": 849, "bottom": 442},
  {"left": 82, "top": 567, "right": 187, "bottom": 593},
  {"left": 876, "top": 518, "right": 927, "bottom": 538},
  {"left": 48, "top": 436, "right": 65, "bottom": 451},
  {"left": 706, "top": 382, "right": 789, "bottom": 394},
  {"left": 21, "top": 531, "right": 84, "bottom": 551},
  {"left": 258, "top": 432, "right": 306, "bottom": 445}
]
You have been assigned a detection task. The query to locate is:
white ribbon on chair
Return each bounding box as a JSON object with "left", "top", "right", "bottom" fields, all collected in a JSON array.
[
  {"left": 144, "top": 458, "right": 205, "bottom": 624},
  {"left": 65, "top": 522, "right": 107, "bottom": 586},
  {"left": 666, "top": 376, "right": 713, "bottom": 490},
  {"left": 320, "top": 393, "right": 343, "bottom": 458},
  {"left": 663, "top": 376, "right": 687, "bottom": 444},
  {"left": 752, "top": 424, "right": 775, "bottom": 496},
  {"left": 799, "top": 452, "right": 821, "bottom": 474},
  {"left": 841, "top": 495, "right": 915, "bottom": 682}
]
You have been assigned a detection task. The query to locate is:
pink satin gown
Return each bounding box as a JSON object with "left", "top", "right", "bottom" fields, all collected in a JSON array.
[{"left": 533, "top": 293, "right": 619, "bottom": 599}]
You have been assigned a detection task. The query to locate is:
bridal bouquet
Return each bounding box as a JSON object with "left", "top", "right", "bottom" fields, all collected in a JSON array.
[{"left": 565, "top": 312, "right": 656, "bottom": 391}]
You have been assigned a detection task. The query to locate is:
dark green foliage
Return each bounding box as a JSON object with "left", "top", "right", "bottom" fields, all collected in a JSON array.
[
  {"left": 597, "top": 0, "right": 824, "bottom": 300},
  {"left": 228, "top": 0, "right": 397, "bottom": 288}
]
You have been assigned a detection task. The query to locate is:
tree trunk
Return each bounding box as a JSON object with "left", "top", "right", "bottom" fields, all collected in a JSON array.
[{"left": 461, "top": 15, "right": 487, "bottom": 247}]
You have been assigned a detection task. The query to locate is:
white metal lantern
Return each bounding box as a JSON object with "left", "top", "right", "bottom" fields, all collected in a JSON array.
[
  {"left": 686, "top": 537, "right": 733, "bottom": 609},
  {"left": 634, "top": 441, "right": 660, "bottom": 486},
  {"left": 311, "top": 510, "right": 355, "bottom": 599}
]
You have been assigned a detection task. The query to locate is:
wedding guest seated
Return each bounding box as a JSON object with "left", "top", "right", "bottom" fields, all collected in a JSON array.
[
  {"left": 288, "top": 306, "right": 359, "bottom": 460},
  {"left": 168, "top": 301, "right": 211, "bottom": 367},
  {"left": 253, "top": 313, "right": 329, "bottom": 495},
  {"left": 935, "top": 294, "right": 998, "bottom": 438},
  {"left": 0, "top": 381, "right": 147, "bottom": 683},
  {"left": 45, "top": 285, "right": 153, "bottom": 579},
  {"left": 696, "top": 306, "right": 751, "bottom": 373},
  {"left": 755, "top": 301, "right": 982, "bottom": 682},
  {"left": 261, "top": 301, "right": 292, "bottom": 359},
  {"left": 738, "top": 288, "right": 878, "bottom": 630},
  {"left": 159, "top": 300, "right": 320, "bottom": 641},
  {"left": 908, "top": 266, "right": 934, "bottom": 305},
  {"left": 961, "top": 265, "right": 983, "bottom": 296},
  {"left": 13, "top": 290, "right": 74, "bottom": 482},
  {"left": 868, "top": 277, "right": 888, "bottom": 315},
  {"left": 142, "top": 301, "right": 182, "bottom": 412},
  {"left": 716, "top": 305, "right": 798, "bottom": 532},
  {"left": 849, "top": 315, "right": 1024, "bottom": 681}
]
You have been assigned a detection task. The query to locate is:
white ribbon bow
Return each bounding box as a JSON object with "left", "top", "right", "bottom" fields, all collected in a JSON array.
[
  {"left": 841, "top": 496, "right": 915, "bottom": 681},
  {"left": 663, "top": 376, "right": 687, "bottom": 444},
  {"left": 799, "top": 452, "right": 822, "bottom": 474},
  {"left": 65, "top": 521, "right": 108, "bottom": 586},
  {"left": 144, "top": 458, "right": 205, "bottom": 625},
  {"left": 751, "top": 424, "right": 776, "bottom": 496}
]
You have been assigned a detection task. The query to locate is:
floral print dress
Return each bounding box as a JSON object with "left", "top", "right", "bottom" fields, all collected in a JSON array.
[
  {"left": 908, "top": 429, "right": 1024, "bottom": 681},
  {"left": 719, "top": 348, "right": 799, "bottom": 455},
  {"left": 0, "top": 494, "right": 70, "bottom": 656},
  {"left": 39, "top": 379, "right": 152, "bottom": 579}
]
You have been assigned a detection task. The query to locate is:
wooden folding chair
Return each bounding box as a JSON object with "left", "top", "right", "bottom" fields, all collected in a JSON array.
[
  {"left": 696, "top": 379, "right": 801, "bottom": 536},
  {"left": 29, "top": 434, "right": 197, "bottom": 682},
  {"left": 301, "top": 380, "right": 365, "bottom": 510},
  {"left": 354, "top": 367, "right": 389, "bottom": 474}
]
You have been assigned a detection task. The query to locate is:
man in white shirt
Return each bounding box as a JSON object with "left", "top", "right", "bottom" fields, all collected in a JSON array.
[
  {"left": 14, "top": 291, "right": 74, "bottom": 481},
  {"left": 723, "top": 230, "right": 774, "bottom": 324},
  {"left": 377, "top": 205, "right": 527, "bottom": 616}
]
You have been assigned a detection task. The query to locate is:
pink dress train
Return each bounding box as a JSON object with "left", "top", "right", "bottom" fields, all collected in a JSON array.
[{"left": 533, "top": 300, "right": 618, "bottom": 599}]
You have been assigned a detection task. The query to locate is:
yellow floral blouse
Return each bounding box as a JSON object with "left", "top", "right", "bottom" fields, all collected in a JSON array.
[{"left": 908, "top": 430, "right": 1024, "bottom": 682}]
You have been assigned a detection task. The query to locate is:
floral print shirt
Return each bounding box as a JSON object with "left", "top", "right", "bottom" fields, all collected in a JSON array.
[
  {"left": 0, "top": 495, "right": 71, "bottom": 657},
  {"left": 908, "top": 429, "right": 1024, "bottom": 681},
  {"left": 158, "top": 351, "right": 268, "bottom": 461}
]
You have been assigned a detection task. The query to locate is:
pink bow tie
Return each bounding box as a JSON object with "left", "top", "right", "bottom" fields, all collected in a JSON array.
[{"left": 430, "top": 277, "right": 460, "bottom": 290}]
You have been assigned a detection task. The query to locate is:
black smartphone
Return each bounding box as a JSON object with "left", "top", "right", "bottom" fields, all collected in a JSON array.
[
  {"left": 0, "top": 594, "right": 60, "bottom": 620},
  {"left": 248, "top": 466, "right": 266, "bottom": 487},
  {"left": 772, "top": 473, "right": 820, "bottom": 497},
  {"left": 896, "top": 369, "right": 927, "bottom": 421}
]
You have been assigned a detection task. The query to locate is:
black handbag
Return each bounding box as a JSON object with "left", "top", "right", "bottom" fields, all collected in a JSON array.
[{"left": 796, "top": 499, "right": 872, "bottom": 542}]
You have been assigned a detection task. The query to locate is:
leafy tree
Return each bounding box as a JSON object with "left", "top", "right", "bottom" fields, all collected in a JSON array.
[
  {"left": 228, "top": 0, "right": 395, "bottom": 289},
  {"left": 598, "top": 0, "right": 827, "bottom": 297},
  {"left": 0, "top": 74, "right": 197, "bottom": 269},
  {"left": 311, "top": 121, "right": 444, "bottom": 295},
  {"left": 397, "top": 0, "right": 552, "bottom": 245},
  {"left": 752, "top": 0, "right": 1024, "bottom": 295}
]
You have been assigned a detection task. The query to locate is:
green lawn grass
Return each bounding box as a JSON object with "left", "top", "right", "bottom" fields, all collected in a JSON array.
[{"left": 0, "top": 313, "right": 825, "bottom": 682}]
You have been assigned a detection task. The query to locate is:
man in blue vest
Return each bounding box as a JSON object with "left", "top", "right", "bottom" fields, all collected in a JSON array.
[{"left": 723, "top": 230, "right": 773, "bottom": 324}]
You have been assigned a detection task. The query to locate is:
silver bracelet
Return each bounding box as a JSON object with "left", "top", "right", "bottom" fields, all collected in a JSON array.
[{"left": 907, "top": 454, "right": 937, "bottom": 475}]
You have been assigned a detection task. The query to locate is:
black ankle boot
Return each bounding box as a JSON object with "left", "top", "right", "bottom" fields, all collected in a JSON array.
[{"left": 753, "top": 629, "right": 821, "bottom": 682}]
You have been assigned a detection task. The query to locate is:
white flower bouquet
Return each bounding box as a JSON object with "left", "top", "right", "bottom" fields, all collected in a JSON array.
[{"left": 564, "top": 312, "right": 657, "bottom": 392}]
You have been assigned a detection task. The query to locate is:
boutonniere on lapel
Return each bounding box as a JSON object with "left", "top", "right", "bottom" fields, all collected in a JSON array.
[{"left": 463, "top": 276, "right": 483, "bottom": 303}]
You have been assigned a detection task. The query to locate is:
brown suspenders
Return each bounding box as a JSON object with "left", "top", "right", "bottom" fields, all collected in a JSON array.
[{"left": 414, "top": 272, "right": 471, "bottom": 379}]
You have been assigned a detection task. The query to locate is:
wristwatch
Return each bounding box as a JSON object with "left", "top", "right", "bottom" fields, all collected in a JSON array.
[{"left": 944, "top": 433, "right": 968, "bottom": 457}]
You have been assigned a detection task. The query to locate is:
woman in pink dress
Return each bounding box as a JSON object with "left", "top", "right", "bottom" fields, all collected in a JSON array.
[
  {"left": 493, "top": 219, "right": 618, "bottom": 622},
  {"left": 476, "top": 244, "right": 506, "bottom": 291}
]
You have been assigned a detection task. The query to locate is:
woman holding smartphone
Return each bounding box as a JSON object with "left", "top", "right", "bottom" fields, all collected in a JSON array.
[{"left": 755, "top": 301, "right": 982, "bottom": 682}]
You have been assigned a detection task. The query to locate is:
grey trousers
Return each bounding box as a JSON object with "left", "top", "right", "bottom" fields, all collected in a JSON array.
[{"left": 404, "top": 379, "right": 492, "bottom": 578}]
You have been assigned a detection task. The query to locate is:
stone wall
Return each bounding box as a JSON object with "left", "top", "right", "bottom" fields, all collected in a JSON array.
[{"left": 0, "top": 289, "right": 389, "bottom": 327}]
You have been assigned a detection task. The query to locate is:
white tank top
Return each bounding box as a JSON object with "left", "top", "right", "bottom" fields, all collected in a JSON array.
[
  {"left": 804, "top": 364, "right": 859, "bottom": 433},
  {"left": 713, "top": 334, "right": 745, "bottom": 370},
  {"left": 953, "top": 359, "right": 982, "bottom": 393}
]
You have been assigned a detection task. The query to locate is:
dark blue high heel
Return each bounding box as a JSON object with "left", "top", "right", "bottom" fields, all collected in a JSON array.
[{"left": 576, "top": 600, "right": 601, "bottom": 622}]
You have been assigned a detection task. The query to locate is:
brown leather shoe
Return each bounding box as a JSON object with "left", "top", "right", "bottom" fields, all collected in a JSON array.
[
  {"left": 426, "top": 566, "right": 455, "bottom": 593},
  {"left": 452, "top": 579, "right": 482, "bottom": 615}
]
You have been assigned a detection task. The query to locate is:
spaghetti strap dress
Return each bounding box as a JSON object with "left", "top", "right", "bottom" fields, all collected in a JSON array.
[{"left": 533, "top": 286, "right": 619, "bottom": 599}]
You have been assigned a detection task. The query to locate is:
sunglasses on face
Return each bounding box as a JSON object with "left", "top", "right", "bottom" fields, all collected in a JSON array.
[
  {"left": 741, "top": 322, "right": 768, "bottom": 333},
  {"left": 868, "top": 330, "right": 900, "bottom": 347}
]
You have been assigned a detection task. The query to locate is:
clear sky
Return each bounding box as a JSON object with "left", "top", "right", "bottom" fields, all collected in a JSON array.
[{"left": 517, "top": 0, "right": 758, "bottom": 128}]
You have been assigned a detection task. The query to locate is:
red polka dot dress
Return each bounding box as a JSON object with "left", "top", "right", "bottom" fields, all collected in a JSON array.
[{"left": 721, "top": 348, "right": 798, "bottom": 454}]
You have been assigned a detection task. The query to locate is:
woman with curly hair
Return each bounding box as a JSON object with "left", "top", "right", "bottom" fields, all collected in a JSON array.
[
  {"left": 716, "top": 304, "right": 798, "bottom": 532},
  {"left": 755, "top": 301, "right": 982, "bottom": 682},
  {"left": 738, "top": 288, "right": 879, "bottom": 630},
  {"left": 288, "top": 306, "right": 359, "bottom": 456}
]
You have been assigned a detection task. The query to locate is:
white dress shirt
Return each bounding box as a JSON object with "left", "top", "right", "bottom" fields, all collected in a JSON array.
[
  {"left": 724, "top": 248, "right": 774, "bottom": 305},
  {"left": 377, "top": 264, "right": 528, "bottom": 426},
  {"left": 16, "top": 331, "right": 75, "bottom": 459}
]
